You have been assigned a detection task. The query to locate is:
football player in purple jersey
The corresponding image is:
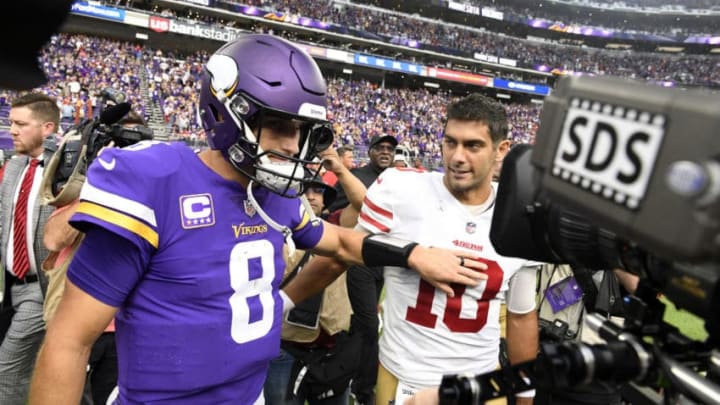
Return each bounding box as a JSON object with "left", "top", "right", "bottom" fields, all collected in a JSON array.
[{"left": 29, "top": 34, "right": 487, "bottom": 405}]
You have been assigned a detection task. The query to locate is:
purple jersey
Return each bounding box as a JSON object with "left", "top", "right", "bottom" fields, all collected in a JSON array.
[{"left": 68, "top": 141, "right": 324, "bottom": 404}]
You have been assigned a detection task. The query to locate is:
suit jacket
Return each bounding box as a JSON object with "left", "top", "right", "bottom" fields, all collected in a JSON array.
[{"left": 0, "top": 155, "right": 54, "bottom": 306}]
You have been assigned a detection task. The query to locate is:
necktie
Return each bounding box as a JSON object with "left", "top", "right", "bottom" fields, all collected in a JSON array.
[{"left": 12, "top": 159, "right": 39, "bottom": 279}]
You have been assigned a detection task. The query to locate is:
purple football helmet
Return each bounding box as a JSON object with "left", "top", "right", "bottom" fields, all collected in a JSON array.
[{"left": 198, "top": 34, "right": 333, "bottom": 197}]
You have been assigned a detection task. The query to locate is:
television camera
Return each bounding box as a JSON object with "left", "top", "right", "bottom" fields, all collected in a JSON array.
[
  {"left": 439, "top": 75, "right": 720, "bottom": 405},
  {"left": 44, "top": 90, "right": 153, "bottom": 202}
]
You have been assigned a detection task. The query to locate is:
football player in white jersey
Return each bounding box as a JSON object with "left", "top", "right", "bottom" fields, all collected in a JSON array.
[
  {"left": 367, "top": 93, "right": 539, "bottom": 405},
  {"left": 285, "top": 94, "right": 539, "bottom": 405}
]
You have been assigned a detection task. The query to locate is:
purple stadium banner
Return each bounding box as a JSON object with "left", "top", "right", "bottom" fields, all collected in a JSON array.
[
  {"left": 684, "top": 36, "right": 720, "bottom": 44},
  {"left": 528, "top": 19, "right": 613, "bottom": 38}
]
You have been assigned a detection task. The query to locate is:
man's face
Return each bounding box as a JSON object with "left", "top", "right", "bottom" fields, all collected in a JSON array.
[
  {"left": 441, "top": 119, "right": 509, "bottom": 197},
  {"left": 304, "top": 185, "right": 325, "bottom": 216},
  {"left": 255, "top": 116, "right": 302, "bottom": 160},
  {"left": 9, "top": 106, "right": 54, "bottom": 157},
  {"left": 369, "top": 142, "right": 395, "bottom": 169},
  {"left": 340, "top": 151, "right": 354, "bottom": 169}
]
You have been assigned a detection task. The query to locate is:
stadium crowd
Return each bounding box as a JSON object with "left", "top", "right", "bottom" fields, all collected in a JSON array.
[
  {"left": 0, "top": 34, "right": 542, "bottom": 168},
  {"left": 182, "top": 0, "right": 720, "bottom": 88},
  {"left": 540, "top": 0, "right": 720, "bottom": 10},
  {"left": 468, "top": 0, "right": 718, "bottom": 37}
]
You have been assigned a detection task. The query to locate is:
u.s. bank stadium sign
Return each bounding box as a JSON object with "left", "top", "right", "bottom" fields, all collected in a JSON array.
[
  {"left": 170, "top": 21, "right": 241, "bottom": 42},
  {"left": 150, "top": 18, "right": 242, "bottom": 42}
]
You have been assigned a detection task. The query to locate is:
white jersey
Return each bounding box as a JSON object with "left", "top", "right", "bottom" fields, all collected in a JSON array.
[{"left": 358, "top": 168, "right": 535, "bottom": 388}]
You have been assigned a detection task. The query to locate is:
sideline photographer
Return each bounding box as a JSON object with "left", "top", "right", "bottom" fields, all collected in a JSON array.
[{"left": 40, "top": 109, "right": 152, "bottom": 405}]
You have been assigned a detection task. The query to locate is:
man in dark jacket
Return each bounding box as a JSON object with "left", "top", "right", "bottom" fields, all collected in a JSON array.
[
  {"left": 328, "top": 135, "right": 396, "bottom": 213},
  {"left": 327, "top": 134, "right": 396, "bottom": 405}
]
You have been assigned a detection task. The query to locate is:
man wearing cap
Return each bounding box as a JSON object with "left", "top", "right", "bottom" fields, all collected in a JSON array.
[
  {"left": 327, "top": 135, "right": 396, "bottom": 213},
  {"left": 326, "top": 134, "right": 397, "bottom": 405}
]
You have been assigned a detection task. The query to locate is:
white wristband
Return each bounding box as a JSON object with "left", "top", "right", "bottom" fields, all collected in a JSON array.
[{"left": 280, "top": 290, "right": 295, "bottom": 315}]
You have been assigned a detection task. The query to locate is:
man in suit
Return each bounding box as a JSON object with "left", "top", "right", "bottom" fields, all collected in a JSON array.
[{"left": 0, "top": 92, "right": 58, "bottom": 405}]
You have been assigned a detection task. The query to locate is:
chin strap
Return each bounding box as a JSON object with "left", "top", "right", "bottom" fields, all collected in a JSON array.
[{"left": 247, "top": 180, "right": 296, "bottom": 256}]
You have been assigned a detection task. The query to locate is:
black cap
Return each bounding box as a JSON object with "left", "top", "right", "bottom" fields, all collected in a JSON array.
[
  {"left": 306, "top": 175, "right": 337, "bottom": 208},
  {"left": 369, "top": 135, "right": 398, "bottom": 149},
  {"left": 0, "top": 0, "right": 74, "bottom": 90}
]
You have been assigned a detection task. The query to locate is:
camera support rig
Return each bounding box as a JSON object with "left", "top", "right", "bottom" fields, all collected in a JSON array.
[{"left": 439, "top": 285, "right": 720, "bottom": 405}]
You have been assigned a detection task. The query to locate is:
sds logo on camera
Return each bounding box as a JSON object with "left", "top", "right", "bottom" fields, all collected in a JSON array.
[{"left": 552, "top": 98, "right": 666, "bottom": 210}]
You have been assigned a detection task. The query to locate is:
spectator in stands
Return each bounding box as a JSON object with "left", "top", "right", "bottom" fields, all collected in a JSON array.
[{"left": 0, "top": 93, "right": 58, "bottom": 405}]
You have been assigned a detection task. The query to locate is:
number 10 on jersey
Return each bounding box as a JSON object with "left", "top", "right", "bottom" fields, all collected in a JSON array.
[{"left": 406, "top": 259, "right": 503, "bottom": 333}]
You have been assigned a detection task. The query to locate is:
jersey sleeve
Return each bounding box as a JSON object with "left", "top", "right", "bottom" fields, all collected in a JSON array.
[
  {"left": 290, "top": 197, "right": 324, "bottom": 250},
  {"left": 70, "top": 143, "right": 167, "bottom": 253},
  {"left": 67, "top": 226, "right": 150, "bottom": 307},
  {"left": 357, "top": 168, "right": 403, "bottom": 234},
  {"left": 506, "top": 264, "right": 542, "bottom": 314}
]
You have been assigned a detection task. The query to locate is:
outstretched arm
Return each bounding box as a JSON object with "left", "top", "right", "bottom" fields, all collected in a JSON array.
[
  {"left": 283, "top": 254, "right": 346, "bottom": 304},
  {"left": 29, "top": 280, "right": 117, "bottom": 405},
  {"left": 308, "top": 223, "right": 487, "bottom": 297}
]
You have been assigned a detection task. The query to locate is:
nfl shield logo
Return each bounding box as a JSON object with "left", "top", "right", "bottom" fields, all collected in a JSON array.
[
  {"left": 244, "top": 199, "right": 256, "bottom": 217},
  {"left": 465, "top": 222, "right": 477, "bottom": 234}
]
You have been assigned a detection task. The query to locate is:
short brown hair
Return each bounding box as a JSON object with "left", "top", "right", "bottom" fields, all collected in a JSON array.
[
  {"left": 446, "top": 93, "right": 508, "bottom": 144},
  {"left": 11, "top": 92, "right": 60, "bottom": 130},
  {"left": 336, "top": 145, "right": 354, "bottom": 157}
]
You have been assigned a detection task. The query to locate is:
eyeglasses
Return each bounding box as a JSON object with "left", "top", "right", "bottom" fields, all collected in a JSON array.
[{"left": 372, "top": 144, "right": 395, "bottom": 153}]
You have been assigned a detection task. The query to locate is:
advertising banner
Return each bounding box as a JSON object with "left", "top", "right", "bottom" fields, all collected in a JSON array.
[
  {"left": 493, "top": 78, "right": 551, "bottom": 96},
  {"left": 71, "top": 2, "right": 125, "bottom": 22}
]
